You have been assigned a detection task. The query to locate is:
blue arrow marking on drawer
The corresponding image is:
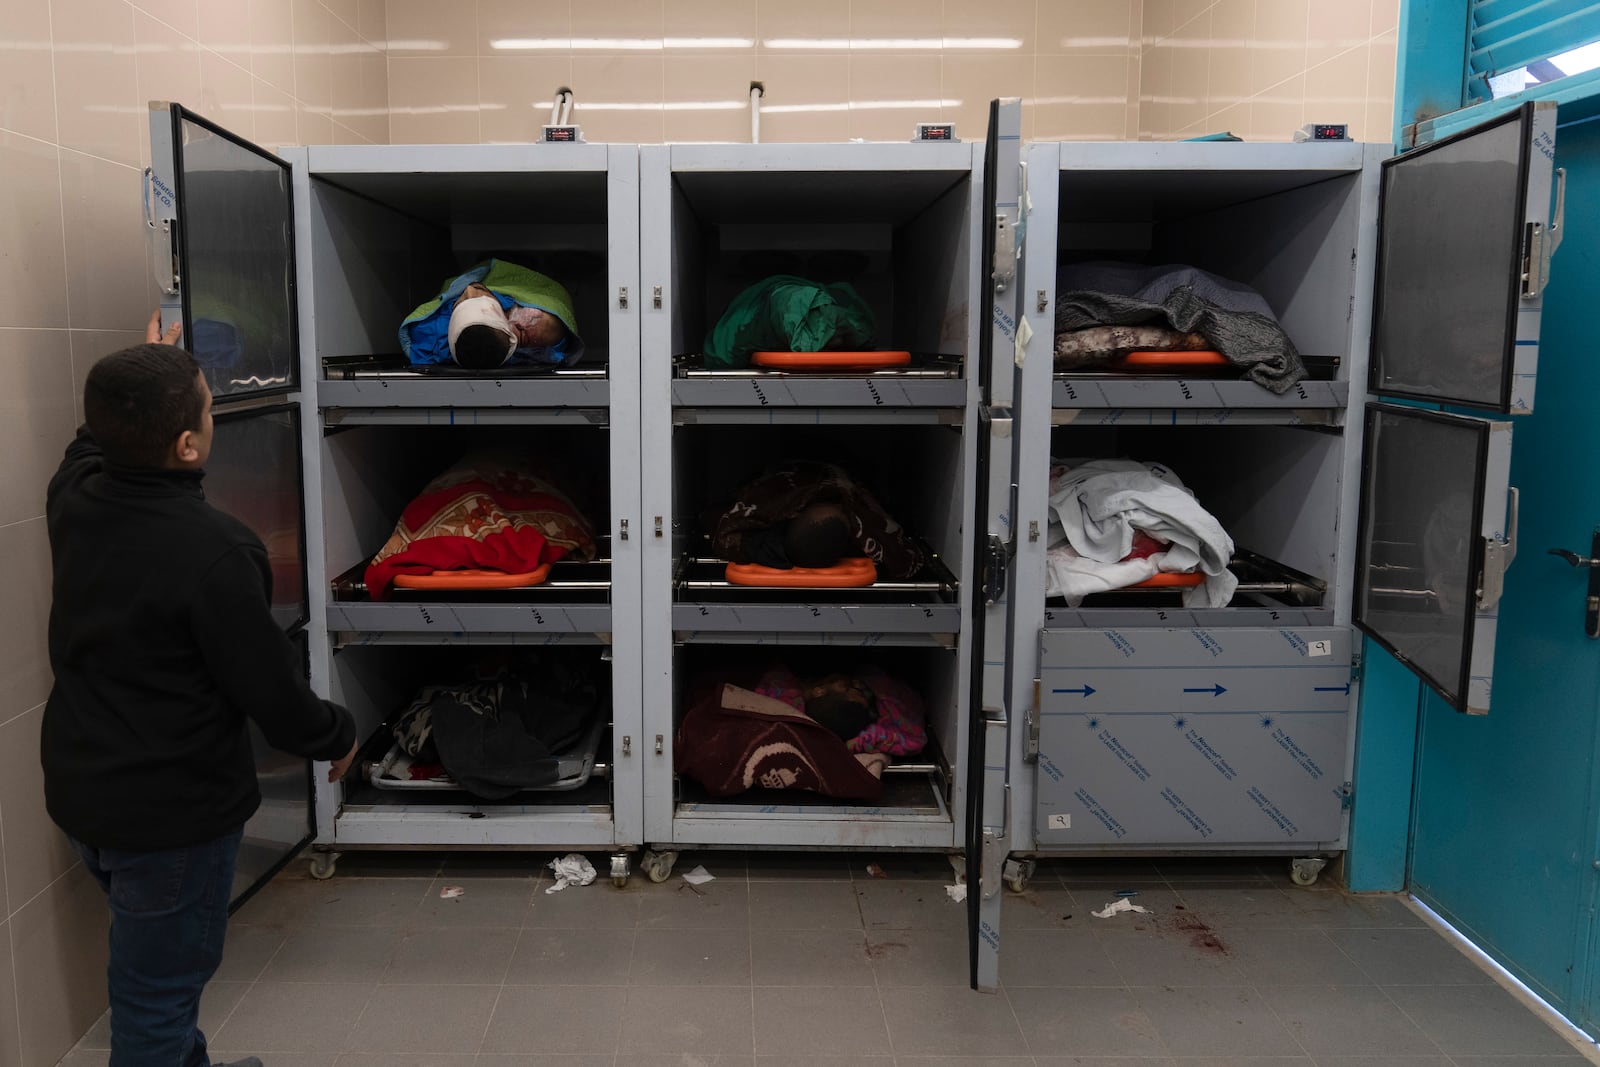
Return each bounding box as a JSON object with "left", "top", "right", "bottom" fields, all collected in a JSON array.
[
  {"left": 1183, "top": 684, "right": 1227, "bottom": 696},
  {"left": 1052, "top": 684, "right": 1097, "bottom": 697},
  {"left": 1314, "top": 683, "right": 1351, "bottom": 694}
]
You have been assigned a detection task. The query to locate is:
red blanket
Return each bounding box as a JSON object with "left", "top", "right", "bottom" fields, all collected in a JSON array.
[{"left": 364, "top": 452, "right": 596, "bottom": 599}]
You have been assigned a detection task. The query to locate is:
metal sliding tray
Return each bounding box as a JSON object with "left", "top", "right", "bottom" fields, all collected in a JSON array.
[
  {"left": 1046, "top": 549, "right": 1327, "bottom": 610},
  {"left": 327, "top": 554, "right": 613, "bottom": 637},
  {"left": 320, "top": 356, "right": 609, "bottom": 410},
  {"left": 1052, "top": 355, "right": 1347, "bottom": 414},
  {"left": 674, "top": 554, "right": 959, "bottom": 602},
  {"left": 671, "top": 550, "right": 961, "bottom": 634},
  {"left": 671, "top": 353, "right": 966, "bottom": 408},
  {"left": 331, "top": 557, "right": 612, "bottom": 602},
  {"left": 368, "top": 713, "right": 608, "bottom": 794},
  {"left": 675, "top": 770, "right": 948, "bottom": 814},
  {"left": 874, "top": 732, "right": 949, "bottom": 780}
]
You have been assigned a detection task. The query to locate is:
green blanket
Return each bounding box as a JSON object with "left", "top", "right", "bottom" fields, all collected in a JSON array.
[
  {"left": 703, "top": 275, "right": 876, "bottom": 369},
  {"left": 399, "top": 259, "right": 581, "bottom": 366}
]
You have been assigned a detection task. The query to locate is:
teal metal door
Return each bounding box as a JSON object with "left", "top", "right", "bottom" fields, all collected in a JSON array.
[
  {"left": 1406, "top": 114, "right": 1600, "bottom": 1029},
  {"left": 1346, "top": 0, "right": 1600, "bottom": 1040}
]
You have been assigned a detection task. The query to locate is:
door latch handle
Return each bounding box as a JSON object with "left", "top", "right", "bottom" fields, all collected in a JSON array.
[{"left": 1550, "top": 526, "right": 1600, "bottom": 638}]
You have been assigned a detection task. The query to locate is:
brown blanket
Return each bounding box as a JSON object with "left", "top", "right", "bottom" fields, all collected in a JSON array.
[
  {"left": 676, "top": 669, "right": 887, "bottom": 801},
  {"left": 702, "top": 461, "right": 926, "bottom": 579}
]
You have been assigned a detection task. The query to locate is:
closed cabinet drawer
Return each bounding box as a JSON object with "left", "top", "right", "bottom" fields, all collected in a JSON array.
[{"left": 1035, "top": 627, "right": 1352, "bottom": 848}]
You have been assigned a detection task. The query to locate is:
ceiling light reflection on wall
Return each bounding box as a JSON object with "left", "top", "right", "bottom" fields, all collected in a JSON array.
[
  {"left": 762, "top": 37, "right": 1021, "bottom": 49},
  {"left": 664, "top": 37, "right": 756, "bottom": 48},
  {"left": 565, "top": 100, "right": 751, "bottom": 111},
  {"left": 490, "top": 37, "right": 756, "bottom": 50},
  {"left": 762, "top": 99, "right": 960, "bottom": 113}
]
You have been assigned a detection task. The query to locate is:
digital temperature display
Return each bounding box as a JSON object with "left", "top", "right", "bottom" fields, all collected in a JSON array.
[
  {"left": 1312, "top": 124, "right": 1348, "bottom": 140},
  {"left": 543, "top": 125, "right": 580, "bottom": 143}
]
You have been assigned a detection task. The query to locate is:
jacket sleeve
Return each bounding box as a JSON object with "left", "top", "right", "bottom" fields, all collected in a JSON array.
[
  {"left": 191, "top": 543, "right": 357, "bottom": 761},
  {"left": 47, "top": 426, "right": 104, "bottom": 512}
]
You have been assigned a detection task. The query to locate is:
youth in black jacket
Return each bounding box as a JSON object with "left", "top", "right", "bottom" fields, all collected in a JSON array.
[{"left": 42, "top": 427, "right": 356, "bottom": 852}]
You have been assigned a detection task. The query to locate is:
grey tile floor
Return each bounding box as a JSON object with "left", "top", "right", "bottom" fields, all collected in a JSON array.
[{"left": 59, "top": 853, "right": 1597, "bottom": 1067}]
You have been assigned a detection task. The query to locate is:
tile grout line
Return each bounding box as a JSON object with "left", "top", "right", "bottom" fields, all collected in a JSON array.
[
  {"left": 469, "top": 920, "right": 509, "bottom": 1058},
  {"left": 209, "top": 922, "right": 290, "bottom": 1055},
  {"left": 48, "top": 0, "right": 76, "bottom": 336},
  {"left": 314, "top": 875, "right": 437, "bottom": 1060},
  {"left": 2, "top": 815, "right": 19, "bottom": 1064},
  {"left": 0, "top": 695, "right": 47, "bottom": 759},
  {"left": 614, "top": 923, "right": 634, "bottom": 1063},
  {"left": 998, "top": 974, "right": 1033, "bottom": 1061},
  {"left": 1253, "top": 973, "right": 1328, "bottom": 1064},
  {"left": 860, "top": 871, "right": 896, "bottom": 1060},
  {"left": 746, "top": 865, "right": 757, "bottom": 1062},
  {"left": 1372, "top": 980, "right": 1466, "bottom": 1061}
]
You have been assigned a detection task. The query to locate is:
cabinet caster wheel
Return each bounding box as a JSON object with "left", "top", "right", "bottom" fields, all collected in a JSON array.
[
  {"left": 641, "top": 850, "right": 678, "bottom": 883},
  {"left": 1003, "top": 858, "right": 1035, "bottom": 894},
  {"left": 1289, "top": 857, "right": 1326, "bottom": 887},
  {"left": 308, "top": 852, "right": 339, "bottom": 881},
  {"left": 609, "top": 852, "right": 631, "bottom": 889}
]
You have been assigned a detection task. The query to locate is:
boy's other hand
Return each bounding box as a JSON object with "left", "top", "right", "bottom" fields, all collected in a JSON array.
[
  {"left": 328, "top": 739, "right": 359, "bottom": 783},
  {"left": 145, "top": 308, "right": 182, "bottom": 345}
]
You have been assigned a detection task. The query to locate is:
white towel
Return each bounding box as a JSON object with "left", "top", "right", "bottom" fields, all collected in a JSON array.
[
  {"left": 1046, "top": 459, "right": 1237, "bottom": 608},
  {"left": 545, "top": 853, "right": 597, "bottom": 893}
]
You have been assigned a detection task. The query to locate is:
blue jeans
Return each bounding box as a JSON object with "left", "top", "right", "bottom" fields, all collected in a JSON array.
[{"left": 72, "top": 829, "right": 243, "bottom": 1067}]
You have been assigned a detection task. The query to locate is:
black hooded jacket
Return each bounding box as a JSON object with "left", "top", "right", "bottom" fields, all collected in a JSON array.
[{"left": 41, "top": 428, "right": 354, "bottom": 851}]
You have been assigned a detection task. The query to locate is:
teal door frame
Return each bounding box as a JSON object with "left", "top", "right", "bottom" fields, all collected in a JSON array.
[{"left": 1348, "top": 0, "right": 1600, "bottom": 1035}]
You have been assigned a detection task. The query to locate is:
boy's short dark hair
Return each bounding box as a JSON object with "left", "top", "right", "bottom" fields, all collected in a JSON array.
[
  {"left": 453, "top": 324, "right": 513, "bottom": 369},
  {"left": 84, "top": 343, "right": 205, "bottom": 469}
]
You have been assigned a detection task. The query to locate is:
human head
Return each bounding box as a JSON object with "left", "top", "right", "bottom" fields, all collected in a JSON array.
[
  {"left": 803, "top": 674, "right": 878, "bottom": 741},
  {"left": 783, "top": 501, "right": 855, "bottom": 568},
  {"left": 448, "top": 284, "right": 517, "bottom": 369},
  {"left": 84, "top": 343, "right": 213, "bottom": 470}
]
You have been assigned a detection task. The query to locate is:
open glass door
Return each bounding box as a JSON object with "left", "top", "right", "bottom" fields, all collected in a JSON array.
[
  {"left": 1355, "top": 405, "right": 1513, "bottom": 714},
  {"left": 147, "top": 102, "right": 299, "bottom": 401},
  {"left": 1370, "top": 100, "right": 1560, "bottom": 414},
  {"left": 147, "top": 104, "right": 312, "bottom": 898},
  {"left": 965, "top": 97, "right": 1020, "bottom": 991},
  {"left": 1358, "top": 102, "right": 1558, "bottom": 714},
  {"left": 207, "top": 404, "right": 310, "bottom": 633}
]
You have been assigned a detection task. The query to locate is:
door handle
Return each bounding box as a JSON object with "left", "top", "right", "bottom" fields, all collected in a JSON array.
[{"left": 1549, "top": 526, "right": 1600, "bottom": 638}]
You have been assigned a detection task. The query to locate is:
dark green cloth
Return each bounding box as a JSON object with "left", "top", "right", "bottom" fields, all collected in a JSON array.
[{"left": 704, "top": 275, "right": 876, "bottom": 369}]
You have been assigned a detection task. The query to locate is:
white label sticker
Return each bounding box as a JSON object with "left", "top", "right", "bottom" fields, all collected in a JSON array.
[
  {"left": 1308, "top": 640, "right": 1332, "bottom": 658},
  {"left": 1047, "top": 813, "right": 1071, "bottom": 830}
]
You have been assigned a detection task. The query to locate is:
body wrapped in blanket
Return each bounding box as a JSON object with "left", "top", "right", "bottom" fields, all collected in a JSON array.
[
  {"left": 702, "top": 460, "right": 926, "bottom": 578},
  {"left": 389, "top": 650, "right": 604, "bottom": 798},
  {"left": 677, "top": 663, "right": 928, "bottom": 801},
  {"left": 1052, "top": 261, "right": 1305, "bottom": 392},
  {"left": 364, "top": 451, "right": 596, "bottom": 599},
  {"left": 1045, "top": 458, "right": 1237, "bottom": 607}
]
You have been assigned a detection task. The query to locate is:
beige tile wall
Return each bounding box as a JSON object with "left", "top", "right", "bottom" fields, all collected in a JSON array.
[
  {"left": 1139, "top": 0, "right": 1400, "bottom": 141},
  {"left": 384, "top": 0, "right": 1146, "bottom": 144},
  {"left": 0, "top": 2, "right": 386, "bottom": 1064}
]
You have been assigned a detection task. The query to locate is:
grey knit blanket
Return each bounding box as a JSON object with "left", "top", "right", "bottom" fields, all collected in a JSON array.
[{"left": 1054, "top": 263, "right": 1306, "bottom": 393}]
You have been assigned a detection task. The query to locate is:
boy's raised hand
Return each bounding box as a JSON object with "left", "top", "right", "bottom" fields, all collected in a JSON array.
[{"left": 145, "top": 308, "right": 182, "bottom": 345}]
